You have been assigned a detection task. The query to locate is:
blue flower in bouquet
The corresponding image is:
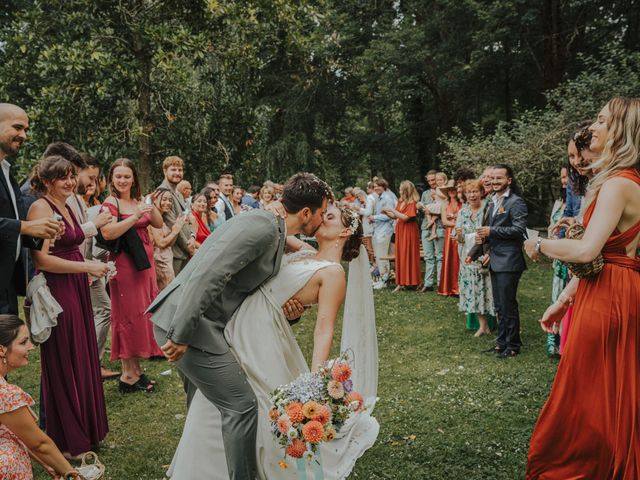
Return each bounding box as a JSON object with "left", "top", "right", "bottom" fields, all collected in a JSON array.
[
  {"left": 286, "top": 373, "right": 325, "bottom": 404},
  {"left": 343, "top": 379, "right": 353, "bottom": 394}
]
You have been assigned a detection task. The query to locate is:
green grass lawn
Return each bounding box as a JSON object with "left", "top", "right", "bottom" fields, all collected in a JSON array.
[{"left": 14, "top": 261, "right": 558, "bottom": 479}]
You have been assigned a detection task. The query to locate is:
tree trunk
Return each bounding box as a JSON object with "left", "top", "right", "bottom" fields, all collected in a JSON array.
[
  {"left": 541, "top": 0, "right": 566, "bottom": 90},
  {"left": 132, "top": 30, "right": 153, "bottom": 194}
]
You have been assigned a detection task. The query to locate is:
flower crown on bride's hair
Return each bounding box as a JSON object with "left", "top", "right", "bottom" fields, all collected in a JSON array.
[{"left": 347, "top": 209, "right": 360, "bottom": 234}]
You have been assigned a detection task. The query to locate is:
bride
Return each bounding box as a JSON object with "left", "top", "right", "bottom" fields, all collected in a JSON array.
[{"left": 168, "top": 203, "right": 379, "bottom": 479}]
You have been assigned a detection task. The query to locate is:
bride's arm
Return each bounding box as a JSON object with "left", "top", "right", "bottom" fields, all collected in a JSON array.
[
  {"left": 286, "top": 235, "right": 316, "bottom": 253},
  {"left": 310, "top": 266, "right": 346, "bottom": 372}
]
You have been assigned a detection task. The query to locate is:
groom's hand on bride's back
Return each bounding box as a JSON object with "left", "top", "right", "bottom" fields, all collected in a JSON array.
[
  {"left": 160, "top": 339, "right": 188, "bottom": 362},
  {"left": 283, "top": 298, "right": 307, "bottom": 325}
]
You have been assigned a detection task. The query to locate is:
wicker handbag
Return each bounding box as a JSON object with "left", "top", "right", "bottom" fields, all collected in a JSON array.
[
  {"left": 76, "top": 451, "right": 105, "bottom": 480},
  {"left": 565, "top": 223, "right": 604, "bottom": 278}
]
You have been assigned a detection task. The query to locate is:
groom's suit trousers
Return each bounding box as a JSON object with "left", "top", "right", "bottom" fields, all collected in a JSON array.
[{"left": 154, "top": 326, "right": 257, "bottom": 480}]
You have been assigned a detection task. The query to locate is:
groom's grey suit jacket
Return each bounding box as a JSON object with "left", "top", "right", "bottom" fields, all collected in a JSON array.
[{"left": 147, "top": 209, "right": 286, "bottom": 354}]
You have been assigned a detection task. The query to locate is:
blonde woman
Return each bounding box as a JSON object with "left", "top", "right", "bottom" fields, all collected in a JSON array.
[
  {"left": 525, "top": 97, "right": 640, "bottom": 479},
  {"left": 259, "top": 185, "right": 275, "bottom": 208},
  {"left": 382, "top": 180, "right": 421, "bottom": 291}
]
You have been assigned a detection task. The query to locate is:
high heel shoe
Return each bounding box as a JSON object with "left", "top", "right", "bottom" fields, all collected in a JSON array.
[{"left": 118, "top": 378, "right": 154, "bottom": 393}]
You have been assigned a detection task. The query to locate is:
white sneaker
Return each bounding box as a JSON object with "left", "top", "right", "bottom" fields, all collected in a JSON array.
[{"left": 372, "top": 281, "right": 387, "bottom": 290}]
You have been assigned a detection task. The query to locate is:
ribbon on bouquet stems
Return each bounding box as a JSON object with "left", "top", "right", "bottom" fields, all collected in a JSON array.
[{"left": 295, "top": 449, "right": 324, "bottom": 480}]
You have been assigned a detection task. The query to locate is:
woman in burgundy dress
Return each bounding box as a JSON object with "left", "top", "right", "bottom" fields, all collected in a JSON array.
[
  {"left": 99, "top": 158, "right": 164, "bottom": 393},
  {"left": 27, "top": 155, "right": 109, "bottom": 457},
  {"left": 438, "top": 182, "right": 461, "bottom": 296}
]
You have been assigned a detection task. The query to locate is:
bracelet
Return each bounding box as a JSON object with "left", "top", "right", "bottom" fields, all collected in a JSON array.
[{"left": 534, "top": 237, "right": 543, "bottom": 255}]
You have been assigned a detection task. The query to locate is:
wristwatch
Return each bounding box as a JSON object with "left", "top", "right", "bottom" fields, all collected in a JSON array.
[{"left": 534, "top": 237, "right": 543, "bottom": 255}]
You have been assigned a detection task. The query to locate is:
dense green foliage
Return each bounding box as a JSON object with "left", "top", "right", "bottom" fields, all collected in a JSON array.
[
  {"left": 14, "top": 261, "right": 557, "bottom": 479},
  {"left": 1, "top": 1, "right": 639, "bottom": 200}
]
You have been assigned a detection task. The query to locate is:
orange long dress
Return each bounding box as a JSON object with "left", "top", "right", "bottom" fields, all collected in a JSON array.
[
  {"left": 527, "top": 168, "right": 640, "bottom": 479},
  {"left": 394, "top": 200, "right": 421, "bottom": 286},
  {"left": 438, "top": 201, "right": 461, "bottom": 296}
]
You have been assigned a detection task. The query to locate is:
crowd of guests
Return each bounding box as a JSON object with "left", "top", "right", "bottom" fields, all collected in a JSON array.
[
  {"left": 1, "top": 94, "right": 638, "bottom": 480},
  {"left": 338, "top": 164, "right": 527, "bottom": 342},
  {"left": 0, "top": 102, "right": 300, "bottom": 478}
]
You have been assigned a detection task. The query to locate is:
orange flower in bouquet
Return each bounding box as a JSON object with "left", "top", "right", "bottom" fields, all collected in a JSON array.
[{"left": 302, "top": 420, "right": 325, "bottom": 444}]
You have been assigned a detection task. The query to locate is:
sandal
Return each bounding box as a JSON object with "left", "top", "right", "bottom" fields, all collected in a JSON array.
[
  {"left": 138, "top": 374, "right": 157, "bottom": 388},
  {"left": 118, "top": 378, "right": 154, "bottom": 394}
]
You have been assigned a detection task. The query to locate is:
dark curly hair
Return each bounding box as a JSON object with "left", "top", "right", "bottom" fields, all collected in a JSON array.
[
  {"left": 338, "top": 206, "right": 363, "bottom": 262},
  {"left": 30, "top": 155, "right": 76, "bottom": 197},
  {"left": 567, "top": 121, "right": 593, "bottom": 197}
]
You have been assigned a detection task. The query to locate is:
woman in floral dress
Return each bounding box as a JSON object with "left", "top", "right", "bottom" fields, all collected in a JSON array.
[
  {"left": 455, "top": 180, "right": 494, "bottom": 336},
  {"left": 0, "top": 315, "right": 84, "bottom": 479}
]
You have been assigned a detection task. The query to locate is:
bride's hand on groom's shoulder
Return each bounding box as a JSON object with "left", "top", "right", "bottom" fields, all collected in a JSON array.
[
  {"left": 161, "top": 339, "right": 188, "bottom": 362},
  {"left": 265, "top": 201, "right": 287, "bottom": 219}
]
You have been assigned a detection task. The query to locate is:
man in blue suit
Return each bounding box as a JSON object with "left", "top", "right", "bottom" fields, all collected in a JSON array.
[
  {"left": 0, "top": 103, "right": 61, "bottom": 314},
  {"left": 476, "top": 164, "right": 528, "bottom": 358}
]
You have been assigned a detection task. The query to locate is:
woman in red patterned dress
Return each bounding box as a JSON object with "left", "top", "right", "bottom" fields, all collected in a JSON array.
[{"left": 524, "top": 97, "right": 640, "bottom": 479}]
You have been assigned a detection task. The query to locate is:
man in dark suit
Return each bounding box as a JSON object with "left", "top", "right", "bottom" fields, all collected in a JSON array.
[
  {"left": 476, "top": 164, "right": 528, "bottom": 358},
  {"left": 0, "top": 103, "right": 61, "bottom": 314}
]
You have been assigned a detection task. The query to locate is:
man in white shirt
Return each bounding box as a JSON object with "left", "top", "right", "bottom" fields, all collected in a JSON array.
[
  {"left": 369, "top": 178, "right": 396, "bottom": 288},
  {"left": 215, "top": 173, "right": 235, "bottom": 223},
  {"left": 0, "top": 103, "right": 60, "bottom": 314}
]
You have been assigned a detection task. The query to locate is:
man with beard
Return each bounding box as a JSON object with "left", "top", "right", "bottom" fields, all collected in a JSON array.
[
  {"left": 476, "top": 164, "right": 528, "bottom": 358},
  {"left": 0, "top": 103, "right": 61, "bottom": 314},
  {"left": 158, "top": 156, "right": 195, "bottom": 275},
  {"left": 147, "top": 172, "right": 331, "bottom": 480}
]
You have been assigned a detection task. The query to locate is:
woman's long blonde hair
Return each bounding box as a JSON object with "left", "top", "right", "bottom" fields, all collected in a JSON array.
[
  {"left": 399, "top": 180, "right": 420, "bottom": 203},
  {"left": 583, "top": 97, "right": 640, "bottom": 212}
]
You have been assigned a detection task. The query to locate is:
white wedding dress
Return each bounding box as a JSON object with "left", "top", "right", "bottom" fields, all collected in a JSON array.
[{"left": 167, "top": 249, "right": 379, "bottom": 480}]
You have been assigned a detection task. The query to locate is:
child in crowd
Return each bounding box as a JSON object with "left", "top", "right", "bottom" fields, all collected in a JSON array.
[{"left": 424, "top": 172, "right": 449, "bottom": 240}]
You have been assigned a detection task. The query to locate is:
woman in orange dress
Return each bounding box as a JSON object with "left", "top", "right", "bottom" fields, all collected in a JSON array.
[
  {"left": 524, "top": 97, "right": 640, "bottom": 479},
  {"left": 438, "top": 181, "right": 461, "bottom": 296},
  {"left": 383, "top": 180, "right": 422, "bottom": 291}
]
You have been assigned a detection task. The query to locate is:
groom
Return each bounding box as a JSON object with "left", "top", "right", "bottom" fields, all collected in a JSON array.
[
  {"left": 476, "top": 164, "right": 528, "bottom": 358},
  {"left": 147, "top": 172, "right": 331, "bottom": 480}
]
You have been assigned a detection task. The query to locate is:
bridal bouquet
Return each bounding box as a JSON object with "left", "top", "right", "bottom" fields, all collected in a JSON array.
[{"left": 269, "top": 353, "right": 364, "bottom": 465}]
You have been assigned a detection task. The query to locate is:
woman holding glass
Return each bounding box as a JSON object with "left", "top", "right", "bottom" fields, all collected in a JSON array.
[{"left": 99, "top": 158, "right": 164, "bottom": 393}]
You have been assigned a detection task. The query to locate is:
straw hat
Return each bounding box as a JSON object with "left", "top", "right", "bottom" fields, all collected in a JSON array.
[{"left": 437, "top": 180, "right": 456, "bottom": 195}]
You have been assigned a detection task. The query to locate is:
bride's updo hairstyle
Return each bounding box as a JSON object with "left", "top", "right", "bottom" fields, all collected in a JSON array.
[
  {"left": 338, "top": 206, "right": 363, "bottom": 262},
  {"left": 30, "top": 155, "right": 76, "bottom": 197}
]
